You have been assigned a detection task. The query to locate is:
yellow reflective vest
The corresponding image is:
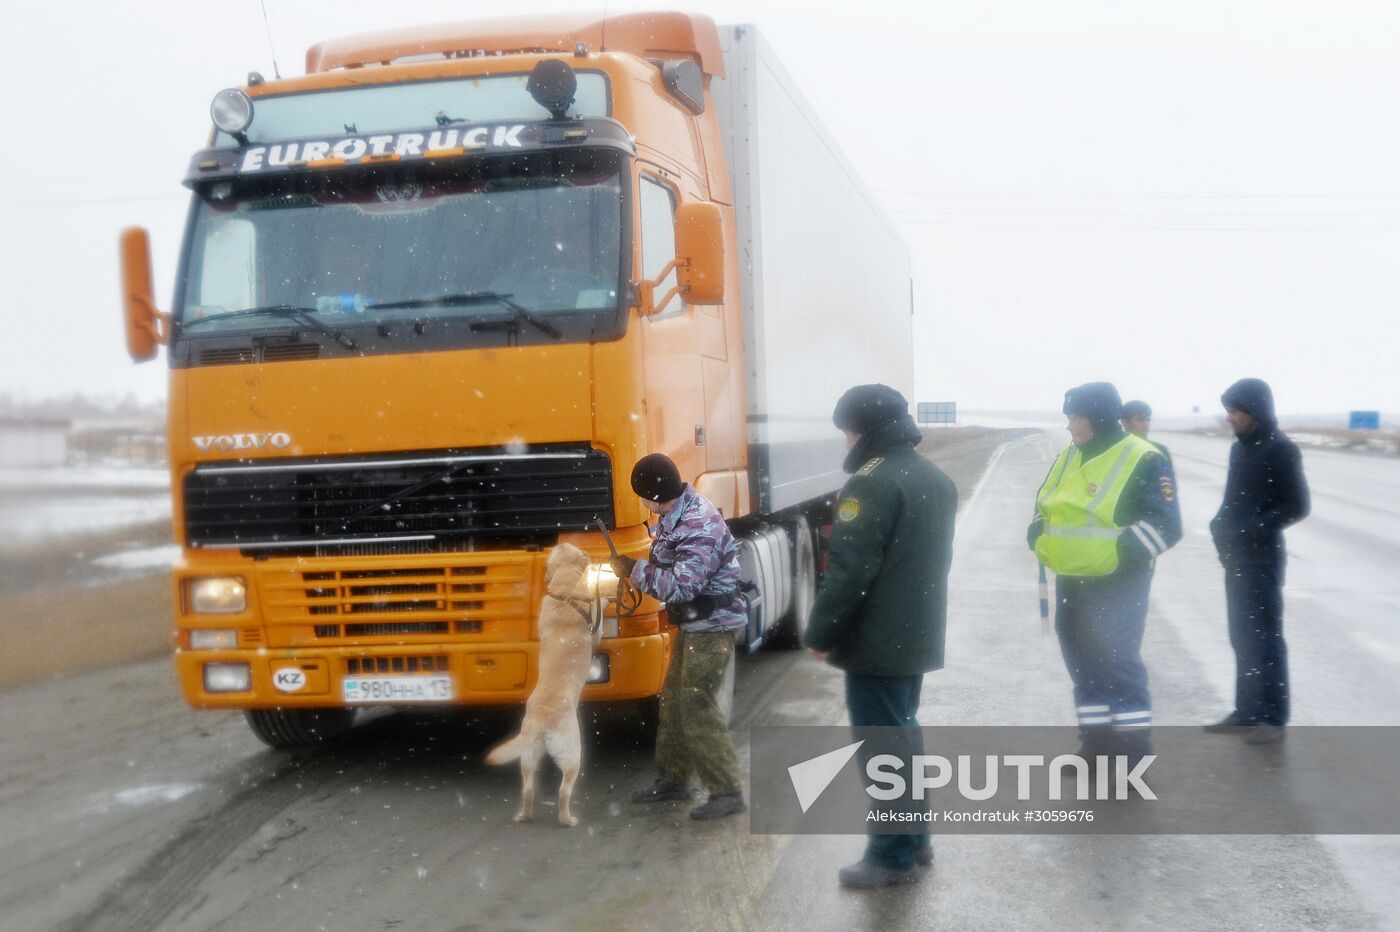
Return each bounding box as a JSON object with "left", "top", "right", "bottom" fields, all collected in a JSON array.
[{"left": 1035, "top": 433, "right": 1156, "bottom": 577}]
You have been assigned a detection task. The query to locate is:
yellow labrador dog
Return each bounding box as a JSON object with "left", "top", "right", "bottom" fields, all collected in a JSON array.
[{"left": 486, "top": 542, "right": 596, "bottom": 827}]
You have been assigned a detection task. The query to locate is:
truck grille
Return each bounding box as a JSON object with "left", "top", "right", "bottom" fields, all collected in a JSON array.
[
  {"left": 346, "top": 655, "right": 449, "bottom": 675},
  {"left": 197, "top": 344, "right": 320, "bottom": 366},
  {"left": 183, "top": 444, "right": 613, "bottom": 553},
  {"left": 260, "top": 561, "right": 530, "bottom": 631}
]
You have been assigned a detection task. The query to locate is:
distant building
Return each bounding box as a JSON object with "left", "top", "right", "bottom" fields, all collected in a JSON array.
[{"left": 0, "top": 417, "right": 71, "bottom": 467}]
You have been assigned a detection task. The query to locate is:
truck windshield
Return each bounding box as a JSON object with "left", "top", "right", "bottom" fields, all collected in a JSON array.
[{"left": 177, "top": 149, "right": 625, "bottom": 349}]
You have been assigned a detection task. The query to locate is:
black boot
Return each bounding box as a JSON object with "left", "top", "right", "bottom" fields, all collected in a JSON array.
[
  {"left": 838, "top": 860, "right": 921, "bottom": 889},
  {"left": 1204, "top": 713, "right": 1247, "bottom": 734},
  {"left": 689, "top": 793, "right": 747, "bottom": 820},
  {"left": 631, "top": 780, "right": 693, "bottom": 803}
]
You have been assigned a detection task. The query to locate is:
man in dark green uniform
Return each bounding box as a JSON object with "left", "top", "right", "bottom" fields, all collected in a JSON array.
[{"left": 803, "top": 383, "right": 958, "bottom": 889}]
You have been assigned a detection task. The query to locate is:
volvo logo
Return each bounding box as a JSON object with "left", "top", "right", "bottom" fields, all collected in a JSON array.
[{"left": 193, "top": 432, "right": 292, "bottom": 453}]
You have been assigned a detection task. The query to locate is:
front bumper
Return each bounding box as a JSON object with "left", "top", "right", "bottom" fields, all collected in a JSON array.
[{"left": 175, "top": 633, "right": 669, "bottom": 709}]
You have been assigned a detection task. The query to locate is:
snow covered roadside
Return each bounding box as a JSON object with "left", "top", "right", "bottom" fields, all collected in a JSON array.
[
  {"left": 92, "top": 545, "right": 181, "bottom": 571},
  {"left": 0, "top": 465, "right": 171, "bottom": 552},
  {"left": 0, "top": 495, "right": 172, "bottom": 547},
  {"left": 0, "top": 466, "right": 170, "bottom": 491}
]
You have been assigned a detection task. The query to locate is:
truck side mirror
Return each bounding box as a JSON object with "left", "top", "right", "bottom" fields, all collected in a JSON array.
[
  {"left": 674, "top": 202, "right": 724, "bottom": 305},
  {"left": 119, "top": 227, "right": 168, "bottom": 362},
  {"left": 637, "top": 202, "right": 725, "bottom": 315}
]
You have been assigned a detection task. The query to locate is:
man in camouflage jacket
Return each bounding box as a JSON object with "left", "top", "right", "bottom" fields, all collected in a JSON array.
[{"left": 612, "top": 453, "right": 747, "bottom": 820}]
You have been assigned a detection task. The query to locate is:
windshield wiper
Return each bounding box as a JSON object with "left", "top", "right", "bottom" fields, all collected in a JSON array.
[
  {"left": 339, "top": 462, "right": 462, "bottom": 530},
  {"left": 368, "top": 292, "right": 561, "bottom": 339},
  {"left": 181, "top": 305, "right": 358, "bottom": 350}
]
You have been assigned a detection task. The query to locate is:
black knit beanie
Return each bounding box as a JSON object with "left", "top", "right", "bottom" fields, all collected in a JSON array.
[
  {"left": 832, "top": 384, "right": 908, "bottom": 434},
  {"left": 630, "top": 453, "right": 685, "bottom": 503},
  {"left": 1063, "top": 382, "right": 1123, "bottom": 433}
]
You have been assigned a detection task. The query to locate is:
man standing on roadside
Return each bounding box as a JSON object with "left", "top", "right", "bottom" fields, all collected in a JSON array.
[
  {"left": 1030, "top": 382, "right": 1181, "bottom": 765},
  {"left": 1206, "top": 378, "right": 1310, "bottom": 745},
  {"left": 1120, "top": 399, "right": 1171, "bottom": 464},
  {"left": 803, "top": 384, "right": 958, "bottom": 889}
]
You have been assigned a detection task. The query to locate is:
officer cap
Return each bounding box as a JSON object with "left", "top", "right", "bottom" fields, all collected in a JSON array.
[
  {"left": 1063, "top": 382, "right": 1123, "bottom": 432},
  {"left": 833, "top": 384, "right": 908, "bottom": 434}
]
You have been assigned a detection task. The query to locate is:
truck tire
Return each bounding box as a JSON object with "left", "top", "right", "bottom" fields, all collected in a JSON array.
[
  {"left": 632, "top": 695, "right": 661, "bottom": 742},
  {"left": 245, "top": 707, "right": 356, "bottom": 749},
  {"left": 770, "top": 516, "right": 817, "bottom": 649}
]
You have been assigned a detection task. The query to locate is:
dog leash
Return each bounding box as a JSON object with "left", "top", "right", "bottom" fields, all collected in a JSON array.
[
  {"left": 545, "top": 569, "right": 605, "bottom": 643},
  {"left": 546, "top": 591, "right": 598, "bottom": 627}
]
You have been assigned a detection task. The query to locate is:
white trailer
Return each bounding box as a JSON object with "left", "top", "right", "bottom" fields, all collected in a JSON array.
[
  {"left": 712, "top": 25, "right": 915, "bottom": 516},
  {"left": 709, "top": 25, "right": 913, "bottom": 651}
]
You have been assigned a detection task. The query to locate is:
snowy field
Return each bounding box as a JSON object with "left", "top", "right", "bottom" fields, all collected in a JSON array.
[
  {"left": 0, "top": 466, "right": 171, "bottom": 550},
  {"left": 0, "top": 467, "right": 170, "bottom": 491}
]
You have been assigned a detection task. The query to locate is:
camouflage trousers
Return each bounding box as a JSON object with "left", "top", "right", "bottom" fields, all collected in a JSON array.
[{"left": 656, "top": 630, "right": 742, "bottom": 796}]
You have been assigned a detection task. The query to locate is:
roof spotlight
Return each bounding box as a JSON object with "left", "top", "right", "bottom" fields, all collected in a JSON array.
[
  {"left": 210, "top": 88, "right": 254, "bottom": 139},
  {"left": 527, "top": 59, "right": 577, "bottom": 120}
]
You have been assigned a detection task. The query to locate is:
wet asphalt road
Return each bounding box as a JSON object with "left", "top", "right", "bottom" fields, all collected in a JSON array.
[{"left": 2, "top": 429, "right": 1397, "bottom": 931}]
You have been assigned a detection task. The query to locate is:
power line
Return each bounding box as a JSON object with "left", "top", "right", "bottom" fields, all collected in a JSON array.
[
  {"left": 887, "top": 208, "right": 1400, "bottom": 220},
  {"left": 0, "top": 192, "right": 188, "bottom": 213},
  {"left": 875, "top": 189, "right": 1400, "bottom": 200},
  {"left": 20, "top": 169, "right": 182, "bottom": 184},
  {"left": 890, "top": 217, "right": 1400, "bottom": 232}
]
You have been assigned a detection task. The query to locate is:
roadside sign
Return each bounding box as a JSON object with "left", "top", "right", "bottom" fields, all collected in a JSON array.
[
  {"left": 1349, "top": 410, "right": 1381, "bottom": 430},
  {"left": 918, "top": 402, "right": 956, "bottom": 425}
]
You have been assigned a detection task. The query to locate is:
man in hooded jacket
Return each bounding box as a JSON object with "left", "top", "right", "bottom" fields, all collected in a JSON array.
[
  {"left": 803, "top": 383, "right": 958, "bottom": 889},
  {"left": 1029, "top": 382, "right": 1182, "bottom": 764},
  {"left": 1206, "top": 378, "right": 1310, "bottom": 744}
]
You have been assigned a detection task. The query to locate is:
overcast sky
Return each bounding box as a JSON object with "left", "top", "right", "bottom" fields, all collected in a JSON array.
[{"left": 2, "top": 0, "right": 1397, "bottom": 418}]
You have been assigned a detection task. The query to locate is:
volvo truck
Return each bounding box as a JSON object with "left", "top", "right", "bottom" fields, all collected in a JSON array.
[{"left": 119, "top": 12, "right": 912, "bottom": 746}]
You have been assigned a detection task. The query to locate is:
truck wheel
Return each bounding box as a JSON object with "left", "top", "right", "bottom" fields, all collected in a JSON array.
[
  {"left": 245, "top": 707, "right": 356, "bottom": 749},
  {"left": 771, "top": 516, "right": 817, "bottom": 649},
  {"left": 633, "top": 696, "right": 661, "bottom": 742}
]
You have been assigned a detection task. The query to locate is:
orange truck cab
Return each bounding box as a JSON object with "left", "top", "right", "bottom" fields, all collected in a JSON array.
[{"left": 119, "top": 12, "right": 912, "bottom": 747}]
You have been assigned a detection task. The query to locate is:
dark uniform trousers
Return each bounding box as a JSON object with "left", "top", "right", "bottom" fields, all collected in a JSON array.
[
  {"left": 846, "top": 672, "right": 934, "bottom": 870},
  {"left": 1224, "top": 563, "right": 1289, "bottom": 726},
  {"left": 655, "top": 630, "right": 743, "bottom": 795},
  {"left": 1055, "top": 566, "right": 1153, "bottom": 755}
]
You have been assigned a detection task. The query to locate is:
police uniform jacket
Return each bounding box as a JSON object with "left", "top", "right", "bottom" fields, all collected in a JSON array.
[
  {"left": 1030, "top": 426, "right": 1183, "bottom": 575},
  {"left": 802, "top": 415, "right": 958, "bottom": 676}
]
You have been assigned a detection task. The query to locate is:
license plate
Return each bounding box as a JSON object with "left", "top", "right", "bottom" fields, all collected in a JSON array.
[{"left": 342, "top": 676, "right": 453, "bottom": 703}]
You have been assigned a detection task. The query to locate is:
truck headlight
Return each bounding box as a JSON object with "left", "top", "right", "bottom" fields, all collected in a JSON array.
[
  {"left": 210, "top": 88, "right": 254, "bottom": 135},
  {"left": 203, "top": 662, "right": 251, "bottom": 692},
  {"left": 586, "top": 653, "right": 610, "bottom": 684},
  {"left": 585, "top": 563, "right": 620, "bottom": 595},
  {"left": 190, "top": 628, "right": 238, "bottom": 650},
  {"left": 189, "top": 577, "right": 247, "bottom": 614}
]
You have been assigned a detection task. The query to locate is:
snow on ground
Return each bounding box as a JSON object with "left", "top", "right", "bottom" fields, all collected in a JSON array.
[
  {"left": 0, "top": 466, "right": 170, "bottom": 491},
  {"left": 954, "top": 412, "right": 1064, "bottom": 429},
  {"left": 1290, "top": 432, "right": 1358, "bottom": 448},
  {"left": 0, "top": 495, "right": 172, "bottom": 545},
  {"left": 0, "top": 464, "right": 171, "bottom": 548},
  {"left": 92, "top": 545, "right": 180, "bottom": 571}
]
